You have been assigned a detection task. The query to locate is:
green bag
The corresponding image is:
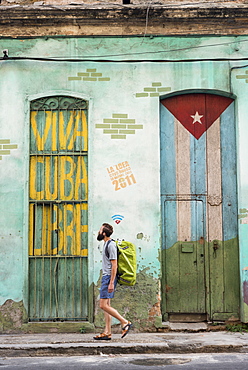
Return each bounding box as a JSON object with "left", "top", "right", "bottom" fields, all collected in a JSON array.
[{"left": 105, "top": 240, "right": 137, "bottom": 286}]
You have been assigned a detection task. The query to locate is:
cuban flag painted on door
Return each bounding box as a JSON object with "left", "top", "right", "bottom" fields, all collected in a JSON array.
[{"left": 160, "top": 93, "right": 239, "bottom": 319}]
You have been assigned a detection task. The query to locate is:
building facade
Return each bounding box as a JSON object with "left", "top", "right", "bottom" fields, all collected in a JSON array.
[{"left": 1, "top": 2, "right": 248, "bottom": 332}]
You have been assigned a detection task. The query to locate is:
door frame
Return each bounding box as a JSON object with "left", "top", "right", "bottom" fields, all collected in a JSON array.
[
  {"left": 25, "top": 91, "right": 94, "bottom": 322},
  {"left": 161, "top": 195, "right": 207, "bottom": 321},
  {"left": 159, "top": 90, "right": 240, "bottom": 322}
]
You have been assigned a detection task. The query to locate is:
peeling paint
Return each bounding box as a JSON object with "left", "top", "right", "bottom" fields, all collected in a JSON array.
[
  {"left": 243, "top": 281, "right": 248, "bottom": 306},
  {"left": 161, "top": 238, "right": 239, "bottom": 320},
  {"left": 136, "top": 233, "right": 150, "bottom": 242},
  {"left": 94, "top": 269, "right": 161, "bottom": 332},
  {"left": 0, "top": 300, "right": 28, "bottom": 333},
  {"left": 238, "top": 209, "right": 248, "bottom": 224}
]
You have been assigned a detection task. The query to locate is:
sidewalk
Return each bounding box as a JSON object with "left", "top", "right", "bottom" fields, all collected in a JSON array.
[{"left": 0, "top": 331, "right": 248, "bottom": 357}]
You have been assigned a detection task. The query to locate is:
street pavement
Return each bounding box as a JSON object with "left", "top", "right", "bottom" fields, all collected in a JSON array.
[
  {"left": 0, "top": 331, "right": 248, "bottom": 357},
  {"left": 1, "top": 353, "right": 248, "bottom": 369}
]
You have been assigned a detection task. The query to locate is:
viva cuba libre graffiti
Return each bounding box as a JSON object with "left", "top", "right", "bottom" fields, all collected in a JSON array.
[
  {"left": 29, "top": 155, "right": 87, "bottom": 201},
  {"left": 29, "top": 102, "right": 88, "bottom": 257}
]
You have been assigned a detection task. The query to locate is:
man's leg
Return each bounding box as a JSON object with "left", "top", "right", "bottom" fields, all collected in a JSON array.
[
  {"left": 103, "top": 299, "right": 112, "bottom": 334},
  {"left": 100, "top": 298, "right": 128, "bottom": 328}
]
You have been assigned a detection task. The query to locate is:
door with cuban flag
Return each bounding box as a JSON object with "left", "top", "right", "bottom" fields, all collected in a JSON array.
[{"left": 160, "top": 93, "right": 240, "bottom": 321}]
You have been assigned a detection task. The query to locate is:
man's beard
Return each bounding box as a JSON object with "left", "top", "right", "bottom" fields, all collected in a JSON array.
[{"left": 97, "top": 233, "right": 104, "bottom": 241}]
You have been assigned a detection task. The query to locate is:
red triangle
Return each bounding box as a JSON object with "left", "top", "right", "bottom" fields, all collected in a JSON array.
[{"left": 161, "top": 94, "right": 233, "bottom": 139}]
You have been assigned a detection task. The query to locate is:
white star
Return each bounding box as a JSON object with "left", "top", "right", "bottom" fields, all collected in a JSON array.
[{"left": 191, "top": 111, "right": 203, "bottom": 124}]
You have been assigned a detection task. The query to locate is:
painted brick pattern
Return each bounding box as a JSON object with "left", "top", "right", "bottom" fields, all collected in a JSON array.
[
  {"left": 236, "top": 70, "right": 248, "bottom": 83},
  {"left": 68, "top": 68, "right": 110, "bottom": 81},
  {"left": 239, "top": 208, "right": 248, "bottom": 224},
  {"left": 136, "top": 82, "right": 171, "bottom": 97},
  {"left": 0, "top": 139, "right": 18, "bottom": 160},
  {"left": 96, "top": 113, "right": 143, "bottom": 139}
]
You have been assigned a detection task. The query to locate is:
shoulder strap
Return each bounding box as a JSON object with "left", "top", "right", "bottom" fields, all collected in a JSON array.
[{"left": 105, "top": 239, "right": 112, "bottom": 259}]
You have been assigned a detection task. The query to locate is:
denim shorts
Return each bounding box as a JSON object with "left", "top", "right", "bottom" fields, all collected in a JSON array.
[{"left": 100, "top": 275, "right": 117, "bottom": 299}]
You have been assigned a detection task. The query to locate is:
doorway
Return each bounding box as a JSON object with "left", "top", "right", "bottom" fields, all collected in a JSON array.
[
  {"left": 160, "top": 93, "right": 240, "bottom": 321},
  {"left": 28, "top": 96, "right": 88, "bottom": 321}
]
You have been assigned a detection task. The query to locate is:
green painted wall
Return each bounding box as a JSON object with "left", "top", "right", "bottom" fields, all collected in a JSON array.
[{"left": 0, "top": 35, "right": 248, "bottom": 329}]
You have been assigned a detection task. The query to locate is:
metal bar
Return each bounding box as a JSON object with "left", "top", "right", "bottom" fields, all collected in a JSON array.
[
  {"left": 80, "top": 257, "right": 83, "bottom": 317},
  {"left": 41, "top": 257, "right": 45, "bottom": 318},
  {"left": 33, "top": 255, "right": 37, "bottom": 318},
  {"left": 49, "top": 256, "right": 52, "bottom": 318},
  {"left": 30, "top": 152, "right": 88, "bottom": 156},
  {"left": 29, "top": 200, "right": 88, "bottom": 205},
  {"left": 29, "top": 256, "right": 87, "bottom": 259},
  {"left": 54, "top": 257, "right": 59, "bottom": 318},
  {"left": 72, "top": 257, "right": 75, "bottom": 318},
  {"left": 64, "top": 256, "right": 67, "bottom": 318}
]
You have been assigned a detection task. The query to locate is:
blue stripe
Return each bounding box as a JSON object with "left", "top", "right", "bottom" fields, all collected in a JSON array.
[
  {"left": 190, "top": 133, "right": 207, "bottom": 241},
  {"left": 160, "top": 104, "right": 177, "bottom": 249},
  {"left": 191, "top": 200, "right": 205, "bottom": 241},
  {"left": 164, "top": 200, "right": 177, "bottom": 249},
  {"left": 190, "top": 133, "right": 207, "bottom": 196},
  {"left": 160, "top": 105, "right": 176, "bottom": 196},
  {"left": 220, "top": 102, "right": 238, "bottom": 241}
]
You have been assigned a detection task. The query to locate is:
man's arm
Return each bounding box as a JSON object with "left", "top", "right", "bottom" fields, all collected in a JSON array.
[{"left": 108, "top": 259, "right": 117, "bottom": 292}]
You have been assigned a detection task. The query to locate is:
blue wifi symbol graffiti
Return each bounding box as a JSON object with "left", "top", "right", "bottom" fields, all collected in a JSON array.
[{"left": 111, "top": 214, "right": 124, "bottom": 224}]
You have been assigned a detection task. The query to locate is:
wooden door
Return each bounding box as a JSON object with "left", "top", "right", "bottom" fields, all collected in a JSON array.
[
  {"left": 163, "top": 199, "right": 206, "bottom": 315},
  {"left": 28, "top": 96, "right": 88, "bottom": 321},
  {"left": 160, "top": 93, "right": 240, "bottom": 321}
]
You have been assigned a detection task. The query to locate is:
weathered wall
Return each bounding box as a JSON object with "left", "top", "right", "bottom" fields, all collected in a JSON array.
[
  {"left": 232, "top": 66, "right": 248, "bottom": 322},
  {"left": 1, "top": 0, "right": 246, "bottom": 4},
  {"left": 0, "top": 4, "right": 248, "bottom": 36},
  {"left": 0, "top": 35, "right": 248, "bottom": 331},
  {"left": 94, "top": 270, "right": 162, "bottom": 332}
]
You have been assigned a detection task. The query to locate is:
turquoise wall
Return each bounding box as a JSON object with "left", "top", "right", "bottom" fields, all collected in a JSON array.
[{"left": 0, "top": 35, "right": 248, "bottom": 323}]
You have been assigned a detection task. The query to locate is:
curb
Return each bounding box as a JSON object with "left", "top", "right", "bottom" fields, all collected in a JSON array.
[{"left": 1, "top": 343, "right": 248, "bottom": 357}]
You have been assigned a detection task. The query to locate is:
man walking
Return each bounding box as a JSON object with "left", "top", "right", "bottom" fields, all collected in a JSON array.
[{"left": 93, "top": 223, "right": 132, "bottom": 340}]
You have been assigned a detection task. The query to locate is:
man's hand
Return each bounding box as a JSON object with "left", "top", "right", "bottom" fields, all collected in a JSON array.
[{"left": 108, "top": 282, "right": 114, "bottom": 293}]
